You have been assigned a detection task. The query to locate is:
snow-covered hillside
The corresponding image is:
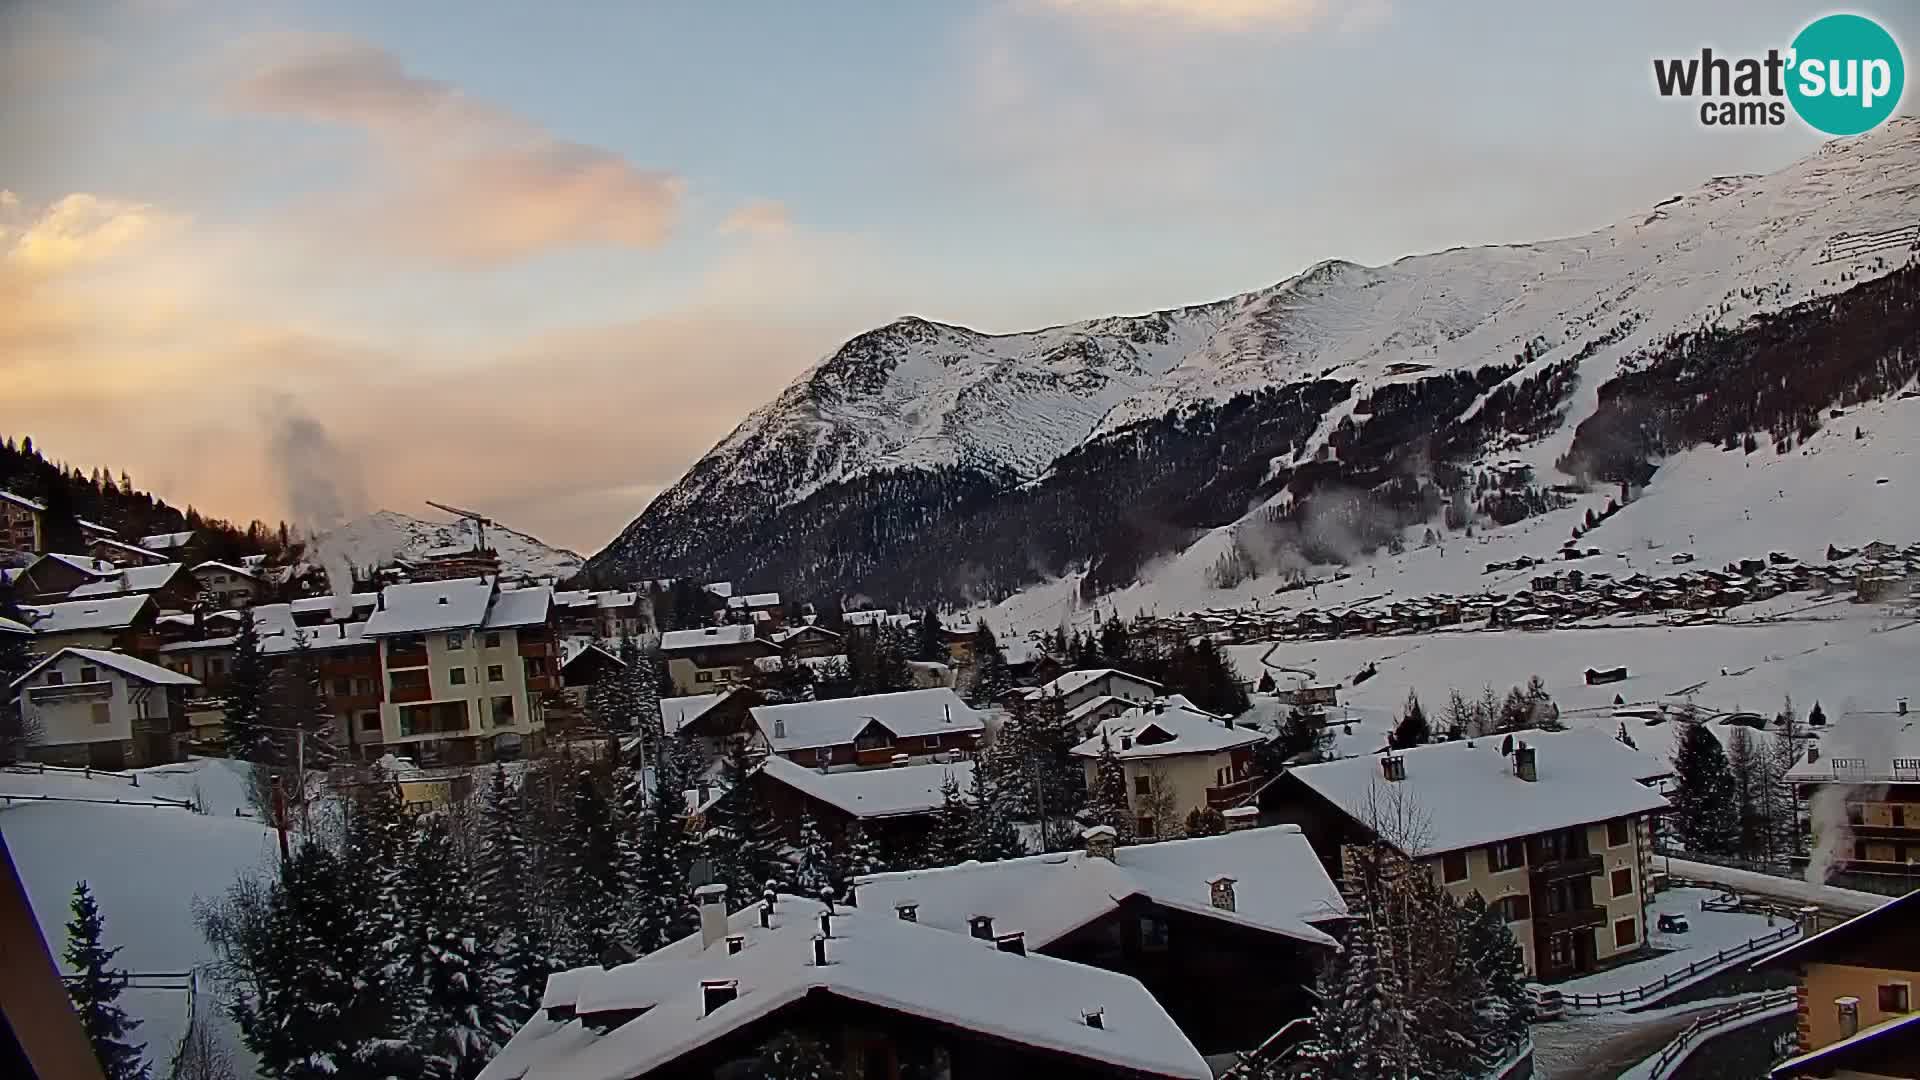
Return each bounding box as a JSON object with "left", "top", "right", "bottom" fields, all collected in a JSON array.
[
  {"left": 311, "top": 510, "right": 583, "bottom": 582},
  {"left": 600, "top": 117, "right": 1920, "bottom": 594}
]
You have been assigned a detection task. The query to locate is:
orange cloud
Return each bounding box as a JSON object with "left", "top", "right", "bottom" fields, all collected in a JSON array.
[
  {"left": 719, "top": 198, "right": 793, "bottom": 238},
  {"left": 229, "top": 35, "right": 682, "bottom": 266}
]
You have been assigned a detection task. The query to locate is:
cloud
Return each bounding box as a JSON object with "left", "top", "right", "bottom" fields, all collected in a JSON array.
[
  {"left": 719, "top": 199, "right": 793, "bottom": 238},
  {"left": 1037, "top": 0, "right": 1336, "bottom": 30},
  {"left": 1, "top": 191, "right": 184, "bottom": 273},
  {"left": 229, "top": 34, "right": 683, "bottom": 266}
]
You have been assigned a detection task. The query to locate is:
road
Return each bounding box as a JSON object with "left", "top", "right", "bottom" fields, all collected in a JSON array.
[{"left": 1530, "top": 1001, "right": 1728, "bottom": 1079}]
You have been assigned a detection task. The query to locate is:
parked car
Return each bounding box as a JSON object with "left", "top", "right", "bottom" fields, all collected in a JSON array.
[
  {"left": 1658, "top": 911, "right": 1691, "bottom": 934},
  {"left": 1525, "top": 984, "right": 1566, "bottom": 1021}
]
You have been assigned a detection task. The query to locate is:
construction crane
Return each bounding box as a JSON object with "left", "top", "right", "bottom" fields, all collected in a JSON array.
[{"left": 425, "top": 500, "right": 495, "bottom": 553}]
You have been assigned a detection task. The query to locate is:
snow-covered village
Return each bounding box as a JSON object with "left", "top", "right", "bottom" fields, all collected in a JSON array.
[{"left": 7, "top": 5, "right": 1920, "bottom": 1080}]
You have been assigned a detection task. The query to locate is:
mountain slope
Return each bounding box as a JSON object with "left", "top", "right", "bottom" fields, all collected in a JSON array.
[
  {"left": 312, "top": 510, "right": 583, "bottom": 581},
  {"left": 594, "top": 119, "right": 1920, "bottom": 607}
]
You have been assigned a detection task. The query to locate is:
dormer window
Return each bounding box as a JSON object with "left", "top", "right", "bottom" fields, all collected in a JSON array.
[{"left": 447, "top": 631, "right": 466, "bottom": 650}]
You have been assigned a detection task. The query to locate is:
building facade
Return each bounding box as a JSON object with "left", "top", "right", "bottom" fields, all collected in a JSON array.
[
  {"left": 9, "top": 648, "right": 198, "bottom": 769},
  {"left": 0, "top": 490, "right": 45, "bottom": 555},
  {"left": 1761, "top": 890, "right": 1920, "bottom": 1078},
  {"left": 661, "top": 623, "right": 782, "bottom": 695}
]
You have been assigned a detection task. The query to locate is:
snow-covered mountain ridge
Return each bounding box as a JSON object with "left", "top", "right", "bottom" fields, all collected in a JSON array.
[
  {"left": 595, "top": 119, "right": 1920, "bottom": 604},
  {"left": 312, "top": 510, "right": 583, "bottom": 582}
]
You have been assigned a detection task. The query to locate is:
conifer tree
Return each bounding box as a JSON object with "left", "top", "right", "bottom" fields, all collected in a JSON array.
[
  {"left": 476, "top": 766, "right": 552, "bottom": 1020},
  {"left": 925, "top": 773, "right": 973, "bottom": 868},
  {"left": 1442, "top": 689, "right": 1473, "bottom": 740},
  {"left": 915, "top": 609, "right": 945, "bottom": 663},
  {"left": 966, "top": 622, "right": 1013, "bottom": 708},
  {"left": 967, "top": 762, "right": 1024, "bottom": 861},
  {"left": 793, "top": 810, "right": 834, "bottom": 898},
  {"left": 406, "top": 815, "right": 514, "bottom": 1079},
  {"left": 1087, "top": 731, "right": 1136, "bottom": 843},
  {"left": 754, "top": 1030, "right": 844, "bottom": 1080},
  {"left": 1390, "top": 690, "right": 1430, "bottom": 749},
  {"left": 339, "top": 777, "right": 423, "bottom": 1073},
  {"left": 1671, "top": 723, "right": 1739, "bottom": 855},
  {"left": 1459, "top": 892, "right": 1531, "bottom": 1056},
  {"left": 556, "top": 767, "right": 621, "bottom": 965},
  {"left": 710, "top": 741, "right": 783, "bottom": 901},
  {"left": 63, "top": 882, "right": 147, "bottom": 1080},
  {"left": 835, "top": 821, "right": 884, "bottom": 883},
  {"left": 629, "top": 760, "right": 696, "bottom": 953},
  {"left": 222, "top": 608, "right": 270, "bottom": 761}
]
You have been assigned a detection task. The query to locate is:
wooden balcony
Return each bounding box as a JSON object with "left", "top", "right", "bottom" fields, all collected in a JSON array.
[
  {"left": 390, "top": 684, "right": 432, "bottom": 704},
  {"left": 1206, "top": 775, "right": 1258, "bottom": 809},
  {"left": 517, "top": 637, "right": 555, "bottom": 659},
  {"left": 386, "top": 647, "right": 429, "bottom": 669},
  {"left": 1530, "top": 853, "right": 1603, "bottom": 884},
  {"left": 1534, "top": 905, "right": 1607, "bottom": 935}
]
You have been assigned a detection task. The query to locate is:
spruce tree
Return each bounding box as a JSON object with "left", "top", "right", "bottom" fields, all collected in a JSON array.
[
  {"left": 629, "top": 760, "right": 696, "bottom": 953},
  {"left": 1390, "top": 690, "right": 1430, "bottom": 749},
  {"left": 967, "top": 762, "right": 1024, "bottom": 861},
  {"left": 406, "top": 815, "right": 515, "bottom": 1079},
  {"left": 915, "top": 609, "right": 944, "bottom": 663},
  {"left": 754, "top": 1030, "right": 844, "bottom": 1080},
  {"left": 63, "top": 882, "right": 148, "bottom": 1080},
  {"left": 966, "top": 622, "right": 1013, "bottom": 708},
  {"left": 1671, "top": 723, "right": 1739, "bottom": 855},
  {"left": 1726, "top": 725, "right": 1766, "bottom": 859},
  {"left": 835, "top": 821, "right": 883, "bottom": 883},
  {"left": 339, "top": 778, "right": 423, "bottom": 1075},
  {"left": 222, "top": 607, "right": 270, "bottom": 761},
  {"left": 1087, "top": 731, "right": 1136, "bottom": 843},
  {"left": 793, "top": 810, "right": 834, "bottom": 898},
  {"left": 925, "top": 773, "right": 973, "bottom": 868},
  {"left": 710, "top": 742, "right": 783, "bottom": 901},
  {"left": 1460, "top": 892, "right": 1531, "bottom": 1057},
  {"left": 476, "top": 765, "right": 553, "bottom": 1021},
  {"left": 556, "top": 767, "right": 621, "bottom": 965}
]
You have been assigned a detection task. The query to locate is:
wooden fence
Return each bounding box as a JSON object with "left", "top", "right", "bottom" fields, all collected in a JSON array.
[{"left": 1560, "top": 923, "right": 1798, "bottom": 1010}]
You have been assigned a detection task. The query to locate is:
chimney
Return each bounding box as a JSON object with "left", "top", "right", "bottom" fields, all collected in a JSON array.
[
  {"left": 1209, "top": 876, "right": 1237, "bottom": 913},
  {"left": 819, "top": 911, "right": 833, "bottom": 938},
  {"left": 968, "top": 914, "right": 995, "bottom": 940},
  {"left": 813, "top": 934, "right": 830, "bottom": 966},
  {"left": 1808, "top": 744, "right": 1820, "bottom": 764},
  {"left": 726, "top": 934, "right": 745, "bottom": 955},
  {"left": 695, "top": 884, "right": 729, "bottom": 950},
  {"left": 1513, "top": 743, "right": 1538, "bottom": 783},
  {"left": 994, "top": 932, "right": 1026, "bottom": 956},
  {"left": 1381, "top": 755, "right": 1407, "bottom": 782},
  {"left": 1083, "top": 1008, "right": 1105, "bottom": 1030},
  {"left": 1901, "top": 698, "right": 1910, "bottom": 716},
  {"left": 1083, "top": 825, "right": 1118, "bottom": 861},
  {"left": 759, "top": 905, "right": 772, "bottom": 928},
  {"left": 896, "top": 902, "right": 919, "bottom": 923},
  {"left": 1223, "top": 806, "right": 1260, "bottom": 832},
  {"left": 701, "top": 979, "right": 738, "bottom": 1015},
  {"left": 774, "top": 716, "right": 786, "bottom": 739}
]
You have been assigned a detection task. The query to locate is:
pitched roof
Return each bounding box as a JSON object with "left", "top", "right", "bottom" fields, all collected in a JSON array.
[
  {"left": 1768, "top": 1010, "right": 1920, "bottom": 1078},
  {"left": 0, "top": 615, "right": 31, "bottom": 635},
  {"left": 855, "top": 825, "right": 1345, "bottom": 951},
  {"left": 190, "top": 560, "right": 261, "bottom": 580},
  {"left": 137, "top": 531, "right": 195, "bottom": 551},
  {"left": 1281, "top": 729, "right": 1670, "bottom": 856},
  {"left": 1784, "top": 710, "right": 1920, "bottom": 785},
  {"left": 362, "top": 578, "right": 495, "bottom": 635},
  {"left": 0, "top": 489, "right": 46, "bottom": 512},
  {"left": 1043, "top": 668, "right": 1164, "bottom": 699},
  {"left": 841, "top": 608, "right": 891, "bottom": 627},
  {"left": 88, "top": 536, "right": 167, "bottom": 562},
  {"left": 10, "top": 647, "right": 199, "bottom": 691},
  {"left": 38, "top": 553, "right": 119, "bottom": 579},
  {"left": 486, "top": 896, "right": 1211, "bottom": 1080},
  {"left": 725, "top": 591, "right": 781, "bottom": 609},
  {"left": 751, "top": 688, "right": 985, "bottom": 753},
  {"left": 484, "top": 586, "right": 552, "bottom": 630},
  {"left": 66, "top": 562, "right": 185, "bottom": 599},
  {"left": 659, "top": 623, "right": 762, "bottom": 651},
  {"left": 771, "top": 623, "right": 841, "bottom": 644},
  {"left": 1754, "top": 887, "right": 1915, "bottom": 971},
  {"left": 1069, "top": 697, "right": 1265, "bottom": 760},
  {"left": 758, "top": 755, "right": 973, "bottom": 819},
  {"left": 21, "top": 594, "right": 151, "bottom": 634}
]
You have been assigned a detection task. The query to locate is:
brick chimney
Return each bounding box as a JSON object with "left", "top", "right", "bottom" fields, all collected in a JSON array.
[
  {"left": 1082, "top": 824, "right": 1118, "bottom": 861},
  {"left": 1381, "top": 754, "right": 1407, "bottom": 782},
  {"left": 1209, "top": 876, "right": 1237, "bottom": 913},
  {"left": 694, "top": 884, "right": 729, "bottom": 950},
  {"left": 969, "top": 914, "right": 995, "bottom": 940},
  {"left": 1513, "top": 743, "right": 1538, "bottom": 783}
]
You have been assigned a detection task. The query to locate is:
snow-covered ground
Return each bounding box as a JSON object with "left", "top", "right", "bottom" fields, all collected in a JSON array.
[
  {"left": 1555, "top": 889, "right": 1791, "bottom": 1000},
  {"left": 310, "top": 509, "right": 584, "bottom": 582},
  {"left": 2, "top": 764, "right": 276, "bottom": 1077}
]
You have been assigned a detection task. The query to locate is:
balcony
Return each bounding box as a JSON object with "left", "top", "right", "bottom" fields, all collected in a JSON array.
[
  {"left": 386, "top": 647, "right": 430, "bottom": 669},
  {"left": 1206, "top": 775, "right": 1258, "bottom": 809},
  {"left": 26, "top": 681, "right": 113, "bottom": 704},
  {"left": 1530, "top": 853, "right": 1603, "bottom": 884},
  {"left": 1534, "top": 906, "right": 1607, "bottom": 935}
]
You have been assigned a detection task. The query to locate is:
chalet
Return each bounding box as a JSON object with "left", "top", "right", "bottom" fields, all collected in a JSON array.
[
  {"left": 1039, "top": 668, "right": 1165, "bottom": 713},
  {"left": 1584, "top": 666, "right": 1630, "bottom": 685},
  {"left": 751, "top": 688, "right": 986, "bottom": 768},
  {"left": 1070, "top": 697, "right": 1268, "bottom": 840},
  {"left": 663, "top": 687, "right": 763, "bottom": 763},
  {"left": 137, "top": 530, "right": 197, "bottom": 556},
  {"left": 287, "top": 592, "right": 379, "bottom": 627},
  {"left": 855, "top": 824, "right": 1346, "bottom": 1053},
  {"left": 86, "top": 535, "right": 170, "bottom": 568},
  {"left": 487, "top": 890, "right": 1213, "bottom": 1080},
  {"left": 360, "top": 579, "right": 559, "bottom": 765},
  {"left": 725, "top": 590, "right": 784, "bottom": 628},
  {"left": 190, "top": 561, "right": 265, "bottom": 608},
  {"left": 19, "top": 595, "right": 160, "bottom": 659},
  {"left": 770, "top": 622, "right": 844, "bottom": 660},
  {"left": 12, "top": 553, "right": 121, "bottom": 602},
  {"left": 941, "top": 622, "right": 977, "bottom": 667},
  {"left": 754, "top": 754, "right": 973, "bottom": 855},
  {"left": 1758, "top": 888, "right": 1920, "bottom": 1078},
  {"left": 1262, "top": 729, "right": 1669, "bottom": 980},
  {"left": 0, "top": 490, "right": 44, "bottom": 555},
  {"left": 1274, "top": 683, "right": 1340, "bottom": 709},
  {"left": 65, "top": 562, "right": 196, "bottom": 610},
  {"left": 660, "top": 623, "right": 782, "bottom": 695},
  {"left": 7, "top": 647, "right": 198, "bottom": 769},
  {"left": 1785, "top": 706, "right": 1920, "bottom": 889}
]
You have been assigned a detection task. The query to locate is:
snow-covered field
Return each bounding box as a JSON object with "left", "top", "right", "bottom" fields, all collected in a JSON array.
[
  {"left": 310, "top": 509, "right": 584, "bottom": 582},
  {"left": 1556, "top": 888, "right": 1791, "bottom": 1000}
]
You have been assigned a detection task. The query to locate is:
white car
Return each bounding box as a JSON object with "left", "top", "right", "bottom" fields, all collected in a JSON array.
[{"left": 1526, "top": 984, "right": 1566, "bottom": 1021}]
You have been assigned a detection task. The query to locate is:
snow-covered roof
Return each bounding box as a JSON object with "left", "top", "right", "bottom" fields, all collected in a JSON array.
[
  {"left": 751, "top": 688, "right": 985, "bottom": 753},
  {"left": 856, "top": 825, "right": 1344, "bottom": 952},
  {"left": 659, "top": 623, "right": 761, "bottom": 651},
  {"left": 1768, "top": 1009, "right": 1920, "bottom": 1078},
  {"left": 661, "top": 692, "right": 726, "bottom": 735},
  {"left": 751, "top": 653, "right": 847, "bottom": 674},
  {"left": 484, "top": 586, "right": 552, "bottom": 630},
  {"left": 258, "top": 621, "right": 371, "bottom": 655},
  {"left": 21, "top": 595, "right": 151, "bottom": 634},
  {"left": 190, "top": 560, "right": 261, "bottom": 580},
  {"left": 287, "top": 593, "right": 378, "bottom": 615},
  {"left": 1070, "top": 697, "right": 1265, "bottom": 760},
  {"left": 1043, "top": 667, "right": 1164, "bottom": 699},
  {"left": 594, "top": 590, "right": 639, "bottom": 609},
  {"left": 771, "top": 623, "right": 841, "bottom": 644},
  {"left": 38, "top": 553, "right": 119, "bottom": 578},
  {"left": 10, "top": 646, "right": 199, "bottom": 690},
  {"left": 77, "top": 518, "right": 115, "bottom": 536},
  {"left": 89, "top": 536, "right": 166, "bottom": 562},
  {"left": 0, "top": 489, "right": 46, "bottom": 512},
  {"left": 724, "top": 591, "right": 781, "bottom": 609},
  {"left": 1281, "top": 729, "right": 1670, "bottom": 856},
  {"left": 758, "top": 755, "right": 973, "bottom": 819},
  {"left": 66, "top": 562, "right": 185, "bottom": 599},
  {"left": 137, "top": 530, "right": 195, "bottom": 551},
  {"left": 363, "top": 578, "right": 495, "bottom": 635},
  {"left": 0, "top": 615, "right": 31, "bottom": 635},
  {"left": 1784, "top": 710, "right": 1920, "bottom": 785},
  {"left": 841, "top": 608, "right": 899, "bottom": 627},
  {"left": 702, "top": 580, "right": 733, "bottom": 598},
  {"left": 490, "top": 896, "right": 1211, "bottom": 1080}
]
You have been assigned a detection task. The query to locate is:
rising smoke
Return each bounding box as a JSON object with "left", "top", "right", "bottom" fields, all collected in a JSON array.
[{"left": 264, "top": 397, "right": 368, "bottom": 535}]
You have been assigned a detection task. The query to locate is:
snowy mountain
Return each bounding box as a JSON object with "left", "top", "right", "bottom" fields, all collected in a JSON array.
[
  {"left": 593, "top": 119, "right": 1920, "bottom": 609},
  {"left": 312, "top": 510, "right": 584, "bottom": 581}
]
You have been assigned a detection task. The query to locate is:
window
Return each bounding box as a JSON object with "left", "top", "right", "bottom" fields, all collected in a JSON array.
[
  {"left": 696, "top": 670, "right": 713, "bottom": 683},
  {"left": 1136, "top": 816, "right": 1156, "bottom": 838},
  {"left": 360, "top": 712, "right": 380, "bottom": 732},
  {"left": 1895, "top": 805, "right": 1908, "bottom": 828},
  {"left": 1848, "top": 803, "right": 1866, "bottom": 825},
  {"left": 447, "top": 631, "right": 466, "bottom": 650},
  {"left": 355, "top": 678, "right": 375, "bottom": 696},
  {"left": 485, "top": 632, "right": 502, "bottom": 648},
  {"left": 1139, "top": 914, "right": 1169, "bottom": 950},
  {"left": 45, "top": 670, "right": 63, "bottom": 686},
  {"left": 450, "top": 668, "right": 467, "bottom": 686},
  {"left": 1488, "top": 840, "right": 1525, "bottom": 872},
  {"left": 1499, "top": 895, "right": 1531, "bottom": 922},
  {"left": 80, "top": 666, "right": 99, "bottom": 682},
  {"left": 334, "top": 678, "right": 353, "bottom": 695},
  {"left": 1880, "top": 983, "right": 1911, "bottom": 1014},
  {"left": 1612, "top": 868, "right": 1634, "bottom": 897},
  {"left": 490, "top": 696, "right": 515, "bottom": 728},
  {"left": 1133, "top": 775, "right": 1152, "bottom": 796},
  {"left": 91, "top": 703, "right": 111, "bottom": 725},
  {"left": 209, "top": 658, "right": 225, "bottom": 675},
  {"left": 1613, "top": 918, "right": 1638, "bottom": 949},
  {"left": 488, "top": 664, "right": 505, "bottom": 682},
  {"left": 1608, "top": 819, "right": 1631, "bottom": 847},
  {"left": 1548, "top": 933, "right": 1574, "bottom": 969},
  {"left": 1441, "top": 851, "right": 1469, "bottom": 884}
]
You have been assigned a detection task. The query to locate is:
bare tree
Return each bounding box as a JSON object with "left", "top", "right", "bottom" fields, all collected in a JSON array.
[
  {"left": 1139, "top": 766, "right": 1181, "bottom": 841},
  {"left": 167, "top": 1010, "right": 236, "bottom": 1080}
]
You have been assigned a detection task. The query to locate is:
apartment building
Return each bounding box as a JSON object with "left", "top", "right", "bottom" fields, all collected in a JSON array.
[
  {"left": 1786, "top": 705, "right": 1920, "bottom": 891},
  {"left": 660, "top": 623, "right": 782, "bottom": 695},
  {"left": 190, "top": 561, "right": 265, "bottom": 608},
  {"left": 1262, "top": 729, "right": 1669, "bottom": 980},
  {"left": 1761, "top": 889, "right": 1920, "bottom": 1078},
  {"left": 1070, "top": 696, "right": 1267, "bottom": 840},
  {"left": 362, "top": 578, "right": 558, "bottom": 765},
  {"left": 0, "top": 490, "right": 44, "bottom": 555},
  {"left": 8, "top": 647, "right": 198, "bottom": 769}
]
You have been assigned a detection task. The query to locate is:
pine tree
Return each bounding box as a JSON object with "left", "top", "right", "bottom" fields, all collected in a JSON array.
[
  {"left": 222, "top": 608, "right": 270, "bottom": 761},
  {"left": 967, "top": 762, "right": 1024, "bottom": 861},
  {"left": 406, "top": 815, "right": 515, "bottom": 1079},
  {"left": 1459, "top": 892, "right": 1531, "bottom": 1056},
  {"left": 915, "top": 609, "right": 945, "bottom": 663},
  {"left": 1808, "top": 701, "right": 1827, "bottom": 727},
  {"left": 1671, "top": 724, "right": 1739, "bottom": 855},
  {"left": 63, "top": 882, "right": 148, "bottom": 1080},
  {"left": 966, "top": 622, "right": 1013, "bottom": 708},
  {"left": 1087, "top": 730, "right": 1136, "bottom": 843},
  {"left": 338, "top": 777, "right": 423, "bottom": 1075},
  {"left": 710, "top": 742, "right": 783, "bottom": 901},
  {"left": 793, "top": 810, "right": 834, "bottom": 898},
  {"left": 1726, "top": 725, "right": 1766, "bottom": 859},
  {"left": 1184, "top": 806, "right": 1226, "bottom": 837},
  {"left": 921, "top": 773, "right": 973, "bottom": 868},
  {"left": 1390, "top": 690, "right": 1429, "bottom": 749},
  {"left": 555, "top": 767, "right": 621, "bottom": 965},
  {"left": 835, "top": 821, "right": 884, "bottom": 883},
  {"left": 629, "top": 760, "right": 696, "bottom": 954}
]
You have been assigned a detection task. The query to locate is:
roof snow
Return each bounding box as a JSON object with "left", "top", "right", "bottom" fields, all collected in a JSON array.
[
  {"left": 190, "top": 560, "right": 261, "bottom": 580},
  {"left": 1282, "top": 728, "right": 1669, "bottom": 856},
  {"left": 771, "top": 623, "right": 841, "bottom": 644},
  {"left": 1043, "top": 668, "right": 1164, "bottom": 699},
  {"left": 0, "top": 615, "right": 31, "bottom": 635},
  {"left": 11, "top": 646, "right": 199, "bottom": 690},
  {"left": 137, "top": 530, "right": 194, "bottom": 551},
  {"left": 752, "top": 653, "right": 847, "bottom": 674},
  {"left": 1784, "top": 710, "right": 1920, "bottom": 785},
  {"left": 488, "top": 896, "right": 1211, "bottom": 1080},
  {"left": 659, "top": 623, "right": 760, "bottom": 651},
  {"left": 751, "top": 688, "right": 985, "bottom": 753},
  {"left": 856, "top": 824, "right": 1345, "bottom": 951},
  {"left": 661, "top": 692, "right": 725, "bottom": 735},
  {"left": 0, "top": 489, "right": 47, "bottom": 512},
  {"left": 485, "top": 586, "right": 553, "bottom": 630},
  {"left": 41, "top": 553, "right": 119, "bottom": 578},
  {"left": 66, "top": 562, "right": 185, "bottom": 599},
  {"left": 758, "top": 755, "right": 973, "bottom": 819},
  {"left": 78, "top": 518, "right": 115, "bottom": 536},
  {"left": 1070, "top": 696, "right": 1264, "bottom": 760},
  {"left": 702, "top": 580, "right": 734, "bottom": 598},
  {"left": 841, "top": 608, "right": 891, "bottom": 627},
  {"left": 21, "top": 594, "right": 151, "bottom": 634},
  {"left": 725, "top": 591, "right": 781, "bottom": 609}
]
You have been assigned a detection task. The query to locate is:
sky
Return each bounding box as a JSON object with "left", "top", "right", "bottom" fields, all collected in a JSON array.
[{"left": 3, "top": 0, "right": 1913, "bottom": 554}]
